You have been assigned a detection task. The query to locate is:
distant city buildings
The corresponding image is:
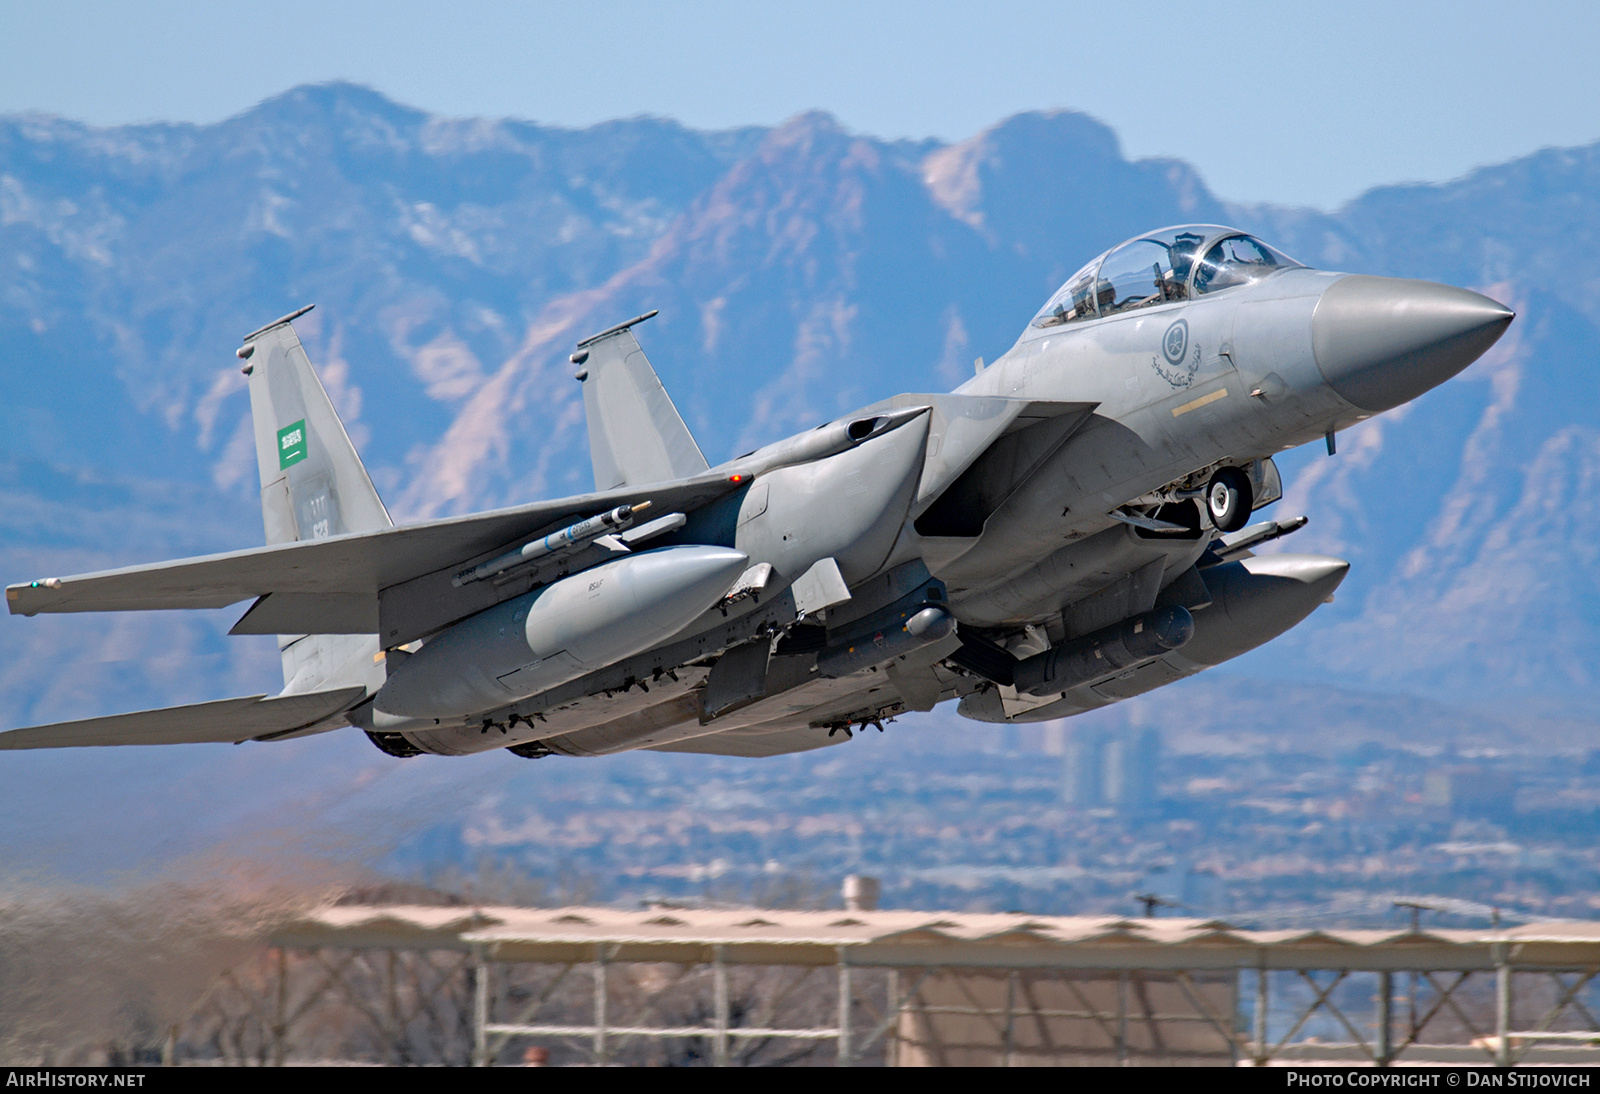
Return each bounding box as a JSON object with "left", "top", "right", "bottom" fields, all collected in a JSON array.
[
  {"left": 1062, "top": 727, "right": 1104, "bottom": 808},
  {"left": 1063, "top": 725, "right": 1160, "bottom": 813},
  {"left": 1423, "top": 766, "right": 1517, "bottom": 820},
  {"left": 392, "top": 712, "right": 1600, "bottom": 925}
]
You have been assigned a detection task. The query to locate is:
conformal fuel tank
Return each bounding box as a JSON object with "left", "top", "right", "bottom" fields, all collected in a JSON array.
[{"left": 374, "top": 545, "right": 748, "bottom": 719}]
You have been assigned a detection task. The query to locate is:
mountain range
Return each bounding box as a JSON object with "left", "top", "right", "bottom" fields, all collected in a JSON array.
[{"left": 0, "top": 82, "right": 1595, "bottom": 882}]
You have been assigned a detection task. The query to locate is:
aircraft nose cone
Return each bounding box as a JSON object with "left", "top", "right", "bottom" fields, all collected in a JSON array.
[{"left": 1312, "top": 276, "right": 1514, "bottom": 413}]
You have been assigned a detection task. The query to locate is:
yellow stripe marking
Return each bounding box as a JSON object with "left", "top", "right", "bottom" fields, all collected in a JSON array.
[{"left": 1172, "top": 387, "right": 1229, "bottom": 417}]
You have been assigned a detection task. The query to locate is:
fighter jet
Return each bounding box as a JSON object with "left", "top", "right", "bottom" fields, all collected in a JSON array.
[{"left": 1, "top": 224, "right": 1513, "bottom": 758}]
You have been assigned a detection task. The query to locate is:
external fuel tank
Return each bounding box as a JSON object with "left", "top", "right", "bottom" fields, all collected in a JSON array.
[{"left": 374, "top": 545, "right": 749, "bottom": 719}]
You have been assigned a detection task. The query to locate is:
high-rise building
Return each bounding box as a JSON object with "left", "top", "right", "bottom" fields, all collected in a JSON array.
[
  {"left": 1063, "top": 727, "right": 1108, "bottom": 807},
  {"left": 1065, "top": 724, "right": 1161, "bottom": 812},
  {"left": 1108, "top": 725, "right": 1161, "bottom": 812},
  {"left": 1424, "top": 766, "right": 1516, "bottom": 820}
]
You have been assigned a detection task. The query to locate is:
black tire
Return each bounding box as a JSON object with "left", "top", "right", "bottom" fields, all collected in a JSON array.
[{"left": 1206, "top": 467, "right": 1254, "bottom": 532}]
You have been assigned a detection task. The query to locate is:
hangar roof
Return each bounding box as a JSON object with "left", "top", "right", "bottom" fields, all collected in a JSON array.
[{"left": 270, "top": 904, "right": 1600, "bottom": 973}]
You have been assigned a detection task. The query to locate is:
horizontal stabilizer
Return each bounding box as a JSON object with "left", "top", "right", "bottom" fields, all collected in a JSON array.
[{"left": 0, "top": 687, "right": 366, "bottom": 749}]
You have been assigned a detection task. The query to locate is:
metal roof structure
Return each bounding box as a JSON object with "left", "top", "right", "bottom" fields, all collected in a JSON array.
[
  {"left": 272, "top": 903, "right": 1600, "bottom": 972},
  {"left": 148, "top": 904, "right": 1600, "bottom": 1066}
]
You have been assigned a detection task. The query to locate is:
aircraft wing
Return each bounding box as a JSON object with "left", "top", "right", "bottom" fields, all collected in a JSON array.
[
  {"left": 5, "top": 475, "right": 743, "bottom": 629},
  {"left": 0, "top": 686, "right": 367, "bottom": 749}
]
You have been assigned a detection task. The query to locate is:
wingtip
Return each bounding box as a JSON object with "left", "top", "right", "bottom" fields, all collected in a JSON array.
[{"left": 7, "top": 580, "right": 55, "bottom": 616}]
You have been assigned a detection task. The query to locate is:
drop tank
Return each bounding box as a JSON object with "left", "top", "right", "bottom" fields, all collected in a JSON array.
[{"left": 374, "top": 544, "right": 748, "bottom": 719}]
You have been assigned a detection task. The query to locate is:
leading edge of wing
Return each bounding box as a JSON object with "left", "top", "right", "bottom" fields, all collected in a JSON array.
[
  {"left": 0, "top": 686, "right": 367, "bottom": 749},
  {"left": 5, "top": 475, "right": 743, "bottom": 619}
]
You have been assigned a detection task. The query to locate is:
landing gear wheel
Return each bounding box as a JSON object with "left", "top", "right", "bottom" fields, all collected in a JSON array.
[{"left": 1206, "top": 467, "right": 1254, "bottom": 533}]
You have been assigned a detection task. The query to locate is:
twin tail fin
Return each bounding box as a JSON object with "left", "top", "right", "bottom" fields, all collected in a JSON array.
[{"left": 238, "top": 306, "right": 389, "bottom": 693}]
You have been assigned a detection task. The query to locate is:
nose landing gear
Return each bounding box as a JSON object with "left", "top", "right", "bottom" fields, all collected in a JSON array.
[{"left": 1206, "top": 467, "right": 1254, "bottom": 533}]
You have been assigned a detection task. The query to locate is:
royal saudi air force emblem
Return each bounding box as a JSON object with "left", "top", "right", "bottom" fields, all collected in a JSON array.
[{"left": 1153, "top": 318, "right": 1201, "bottom": 387}]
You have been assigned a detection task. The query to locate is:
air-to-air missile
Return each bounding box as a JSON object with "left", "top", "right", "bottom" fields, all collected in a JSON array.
[
  {"left": 2, "top": 224, "right": 1513, "bottom": 761},
  {"left": 450, "top": 502, "right": 654, "bottom": 587}
]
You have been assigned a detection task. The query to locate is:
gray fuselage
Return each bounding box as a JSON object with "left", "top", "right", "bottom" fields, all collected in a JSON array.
[{"left": 372, "top": 225, "right": 1513, "bottom": 757}]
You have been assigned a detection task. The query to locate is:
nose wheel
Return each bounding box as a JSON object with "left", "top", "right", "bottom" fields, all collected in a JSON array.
[{"left": 1206, "top": 467, "right": 1254, "bottom": 532}]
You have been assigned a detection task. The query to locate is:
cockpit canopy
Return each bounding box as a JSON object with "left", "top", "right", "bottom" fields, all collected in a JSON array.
[{"left": 1032, "top": 225, "right": 1304, "bottom": 330}]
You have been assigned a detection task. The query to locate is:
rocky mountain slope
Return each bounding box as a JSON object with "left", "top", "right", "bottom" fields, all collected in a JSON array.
[{"left": 0, "top": 84, "right": 1595, "bottom": 883}]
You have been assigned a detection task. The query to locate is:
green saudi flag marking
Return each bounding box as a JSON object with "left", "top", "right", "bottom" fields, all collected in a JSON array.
[{"left": 278, "top": 419, "right": 307, "bottom": 469}]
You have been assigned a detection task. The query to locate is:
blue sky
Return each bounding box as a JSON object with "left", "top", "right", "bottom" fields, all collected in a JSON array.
[{"left": 2, "top": 1, "right": 1598, "bottom": 210}]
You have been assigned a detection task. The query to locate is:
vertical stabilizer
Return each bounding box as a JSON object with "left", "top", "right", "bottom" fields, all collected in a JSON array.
[
  {"left": 576, "top": 315, "right": 710, "bottom": 489},
  {"left": 240, "top": 308, "right": 392, "bottom": 545},
  {"left": 238, "top": 307, "right": 389, "bottom": 692}
]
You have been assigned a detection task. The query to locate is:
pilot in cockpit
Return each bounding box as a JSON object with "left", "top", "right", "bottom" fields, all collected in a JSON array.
[
  {"left": 1029, "top": 227, "right": 1304, "bottom": 331},
  {"left": 1163, "top": 232, "right": 1206, "bottom": 298},
  {"left": 1194, "top": 235, "right": 1288, "bottom": 293}
]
